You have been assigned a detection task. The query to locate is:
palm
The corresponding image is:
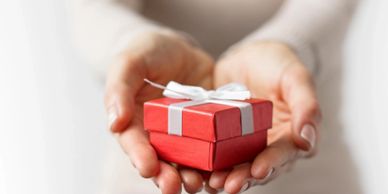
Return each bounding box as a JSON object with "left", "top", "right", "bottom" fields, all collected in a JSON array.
[
  {"left": 217, "top": 59, "right": 295, "bottom": 148},
  {"left": 215, "top": 42, "right": 297, "bottom": 148},
  {"left": 244, "top": 67, "right": 294, "bottom": 153},
  {"left": 106, "top": 31, "right": 214, "bottom": 193},
  {"left": 126, "top": 41, "right": 214, "bottom": 145},
  {"left": 121, "top": 57, "right": 214, "bottom": 163},
  {"left": 209, "top": 42, "right": 318, "bottom": 193}
]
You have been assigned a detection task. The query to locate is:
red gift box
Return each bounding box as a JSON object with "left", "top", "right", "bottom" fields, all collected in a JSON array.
[{"left": 144, "top": 97, "right": 272, "bottom": 171}]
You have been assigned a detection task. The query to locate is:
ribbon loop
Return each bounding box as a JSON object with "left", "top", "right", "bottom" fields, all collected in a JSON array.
[
  {"left": 163, "top": 81, "right": 209, "bottom": 100},
  {"left": 144, "top": 79, "right": 251, "bottom": 101}
]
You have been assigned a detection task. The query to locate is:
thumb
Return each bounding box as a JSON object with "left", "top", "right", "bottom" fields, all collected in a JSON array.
[
  {"left": 104, "top": 56, "right": 146, "bottom": 133},
  {"left": 281, "top": 64, "right": 322, "bottom": 152}
]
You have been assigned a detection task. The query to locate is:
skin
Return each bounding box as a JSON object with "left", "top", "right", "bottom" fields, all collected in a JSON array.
[
  {"left": 105, "top": 30, "right": 212, "bottom": 194},
  {"left": 105, "top": 30, "right": 321, "bottom": 194},
  {"left": 209, "top": 41, "right": 322, "bottom": 193}
]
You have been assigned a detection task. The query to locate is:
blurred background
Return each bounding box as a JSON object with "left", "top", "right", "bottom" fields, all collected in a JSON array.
[{"left": 0, "top": 0, "right": 387, "bottom": 194}]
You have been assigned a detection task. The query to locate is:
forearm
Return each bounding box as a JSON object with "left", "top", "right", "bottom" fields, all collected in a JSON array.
[{"left": 241, "top": 0, "right": 357, "bottom": 74}]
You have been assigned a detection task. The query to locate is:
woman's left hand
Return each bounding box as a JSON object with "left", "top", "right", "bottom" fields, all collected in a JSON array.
[{"left": 207, "top": 41, "right": 322, "bottom": 193}]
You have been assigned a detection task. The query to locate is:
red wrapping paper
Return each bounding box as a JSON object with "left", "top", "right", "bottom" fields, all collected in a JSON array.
[{"left": 144, "top": 97, "right": 273, "bottom": 171}]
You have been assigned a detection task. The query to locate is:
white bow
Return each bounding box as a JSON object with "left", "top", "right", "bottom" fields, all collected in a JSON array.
[
  {"left": 144, "top": 79, "right": 255, "bottom": 136},
  {"left": 144, "top": 79, "right": 251, "bottom": 101}
]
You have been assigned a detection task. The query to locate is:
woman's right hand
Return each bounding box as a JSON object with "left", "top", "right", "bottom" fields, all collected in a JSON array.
[{"left": 104, "top": 30, "right": 214, "bottom": 194}]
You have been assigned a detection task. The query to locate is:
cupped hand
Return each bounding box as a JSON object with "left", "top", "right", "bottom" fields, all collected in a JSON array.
[
  {"left": 208, "top": 41, "right": 322, "bottom": 193},
  {"left": 104, "top": 30, "right": 213, "bottom": 194}
]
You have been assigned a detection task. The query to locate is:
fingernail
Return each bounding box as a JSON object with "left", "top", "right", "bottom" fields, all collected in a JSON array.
[
  {"left": 300, "top": 124, "right": 316, "bottom": 149},
  {"left": 260, "top": 167, "right": 274, "bottom": 181},
  {"left": 152, "top": 178, "right": 159, "bottom": 188},
  {"left": 108, "top": 106, "right": 118, "bottom": 130},
  {"left": 251, "top": 167, "right": 274, "bottom": 186},
  {"left": 238, "top": 182, "right": 250, "bottom": 193}
]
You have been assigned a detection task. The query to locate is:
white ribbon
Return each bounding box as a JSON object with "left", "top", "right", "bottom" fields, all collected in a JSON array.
[{"left": 144, "top": 79, "right": 255, "bottom": 136}]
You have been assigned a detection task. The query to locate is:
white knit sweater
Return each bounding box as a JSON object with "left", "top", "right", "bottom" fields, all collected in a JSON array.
[{"left": 67, "top": 0, "right": 355, "bottom": 78}]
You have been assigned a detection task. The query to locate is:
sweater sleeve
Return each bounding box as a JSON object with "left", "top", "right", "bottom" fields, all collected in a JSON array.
[
  {"left": 67, "top": 0, "right": 165, "bottom": 78},
  {"left": 239, "top": 0, "right": 357, "bottom": 74}
]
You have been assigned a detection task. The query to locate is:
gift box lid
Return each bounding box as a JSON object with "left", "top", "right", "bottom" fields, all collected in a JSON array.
[{"left": 144, "top": 97, "right": 272, "bottom": 142}]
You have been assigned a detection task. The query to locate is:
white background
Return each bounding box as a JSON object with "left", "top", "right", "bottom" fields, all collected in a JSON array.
[
  {"left": 0, "top": 1, "right": 112, "bottom": 193},
  {"left": 0, "top": 0, "right": 388, "bottom": 194}
]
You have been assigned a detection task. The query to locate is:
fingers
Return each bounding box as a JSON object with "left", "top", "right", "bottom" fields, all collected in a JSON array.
[
  {"left": 250, "top": 137, "right": 298, "bottom": 181},
  {"left": 179, "top": 168, "right": 203, "bottom": 193},
  {"left": 209, "top": 170, "right": 229, "bottom": 190},
  {"left": 204, "top": 181, "right": 220, "bottom": 194},
  {"left": 220, "top": 140, "right": 298, "bottom": 193},
  {"left": 105, "top": 56, "right": 146, "bottom": 132},
  {"left": 208, "top": 136, "right": 300, "bottom": 194},
  {"left": 118, "top": 118, "right": 159, "bottom": 178},
  {"left": 224, "top": 164, "right": 251, "bottom": 194},
  {"left": 153, "top": 161, "right": 182, "bottom": 194},
  {"left": 281, "top": 64, "right": 322, "bottom": 151}
]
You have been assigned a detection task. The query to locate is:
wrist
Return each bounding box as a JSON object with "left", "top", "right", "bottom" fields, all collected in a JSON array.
[
  {"left": 221, "top": 40, "right": 300, "bottom": 63},
  {"left": 235, "top": 31, "right": 317, "bottom": 75}
]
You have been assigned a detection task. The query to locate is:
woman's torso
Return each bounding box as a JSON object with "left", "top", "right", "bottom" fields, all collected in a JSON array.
[{"left": 142, "top": 0, "right": 283, "bottom": 57}]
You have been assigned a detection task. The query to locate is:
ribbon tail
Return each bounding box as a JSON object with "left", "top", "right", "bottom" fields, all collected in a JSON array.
[{"left": 144, "top": 79, "right": 196, "bottom": 99}]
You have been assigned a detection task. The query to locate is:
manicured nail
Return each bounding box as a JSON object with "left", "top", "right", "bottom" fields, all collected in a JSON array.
[
  {"left": 249, "top": 167, "right": 274, "bottom": 186},
  {"left": 260, "top": 167, "right": 274, "bottom": 181},
  {"left": 108, "top": 106, "right": 118, "bottom": 130},
  {"left": 238, "top": 181, "right": 250, "bottom": 193},
  {"left": 301, "top": 124, "right": 316, "bottom": 149}
]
